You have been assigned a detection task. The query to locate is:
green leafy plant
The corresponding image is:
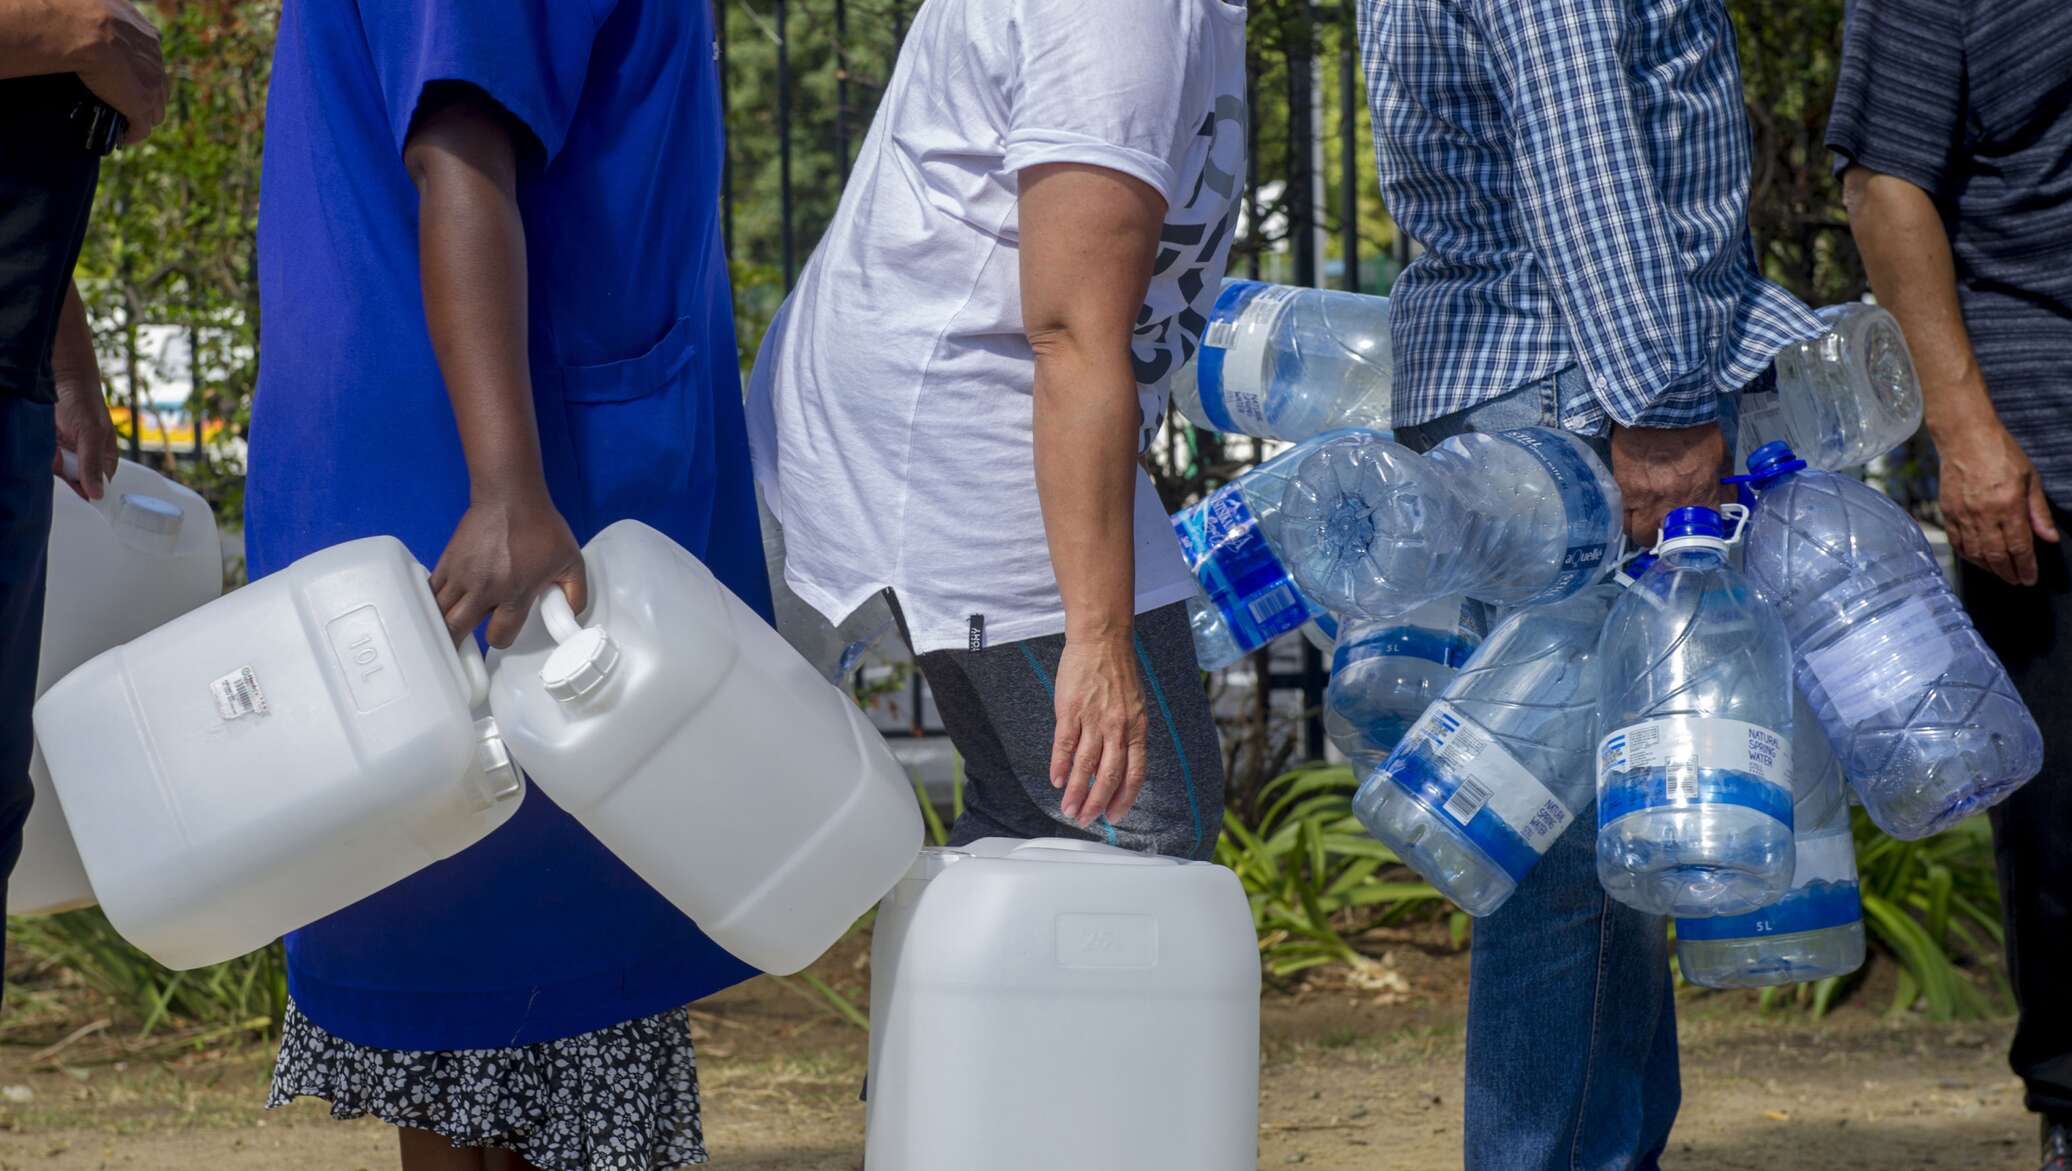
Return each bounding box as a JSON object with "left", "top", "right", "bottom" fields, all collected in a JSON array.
[
  {"left": 7, "top": 908, "right": 285, "bottom": 1042},
  {"left": 1853, "top": 809, "right": 2006, "bottom": 1020},
  {"left": 1212, "top": 764, "right": 1445, "bottom": 980}
]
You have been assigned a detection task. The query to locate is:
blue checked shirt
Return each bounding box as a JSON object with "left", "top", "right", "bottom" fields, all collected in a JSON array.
[{"left": 1358, "top": 0, "right": 1823, "bottom": 432}]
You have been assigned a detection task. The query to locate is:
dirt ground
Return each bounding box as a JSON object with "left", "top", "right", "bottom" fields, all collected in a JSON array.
[{"left": 0, "top": 931, "right": 2037, "bottom": 1171}]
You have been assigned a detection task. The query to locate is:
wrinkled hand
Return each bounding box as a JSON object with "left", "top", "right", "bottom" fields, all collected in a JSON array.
[
  {"left": 1936, "top": 418, "right": 2059, "bottom": 586},
  {"left": 1049, "top": 635, "right": 1150, "bottom": 829},
  {"left": 1609, "top": 422, "right": 1731, "bottom": 546},
  {"left": 430, "top": 487, "right": 588, "bottom": 647},
  {"left": 63, "top": 0, "right": 166, "bottom": 145}
]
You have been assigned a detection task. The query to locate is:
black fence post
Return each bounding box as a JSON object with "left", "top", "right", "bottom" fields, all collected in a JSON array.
[
  {"left": 717, "top": 0, "right": 732, "bottom": 263},
  {"left": 1339, "top": 2, "right": 1360, "bottom": 293},
  {"left": 776, "top": 0, "right": 795, "bottom": 289},
  {"left": 834, "top": 0, "right": 851, "bottom": 178}
]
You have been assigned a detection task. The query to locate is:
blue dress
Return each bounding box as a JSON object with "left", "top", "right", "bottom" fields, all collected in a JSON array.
[{"left": 247, "top": 0, "right": 767, "bottom": 1051}]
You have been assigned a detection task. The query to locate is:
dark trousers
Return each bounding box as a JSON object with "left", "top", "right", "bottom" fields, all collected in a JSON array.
[
  {"left": 1964, "top": 506, "right": 2072, "bottom": 1121},
  {"left": 0, "top": 396, "right": 54, "bottom": 985}
]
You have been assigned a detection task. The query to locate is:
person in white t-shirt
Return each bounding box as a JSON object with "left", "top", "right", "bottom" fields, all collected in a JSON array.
[{"left": 749, "top": 0, "right": 1247, "bottom": 857}]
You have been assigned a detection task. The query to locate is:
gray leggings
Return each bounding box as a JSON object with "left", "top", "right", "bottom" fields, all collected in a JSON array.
[{"left": 897, "top": 599, "right": 1225, "bottom": 860}]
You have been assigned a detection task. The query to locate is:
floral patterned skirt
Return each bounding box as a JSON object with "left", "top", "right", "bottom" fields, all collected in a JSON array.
[{"left": 267, "top": 999, "right": 705, "bottom": 1170}]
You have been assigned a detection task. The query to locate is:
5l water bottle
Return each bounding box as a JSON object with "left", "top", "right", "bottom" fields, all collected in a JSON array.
[
  {"left": 1172, "top": 433, "right": 1352, "bottom": 669},
  {"left": 1675, "top": 690, "right": 1866, "bottom": 987},
  {"left": 1737, "top": 303, "right": 1923, "bottom": 470},
  {"left": 1352, "top": 582, "right": 1619, "bottom": 916},
  {"left": 1324, "top": 597, "right": 1486, "bottom": 763},
  {"left": 1171, "top": 280, "right": 1392, "bottom": 441},
  {"left": 1737, "top": 441, "right": 2041, "bottom": 838},
  {"left": 14, "top": 457, "right": 222, "bottom": 916},
  {"left": 33, "top": 537, "right": 521, "bottom": 969},
  {"left": 1597, "top": 506, "right": 1796, "bottom": 918},
  {"left": 1277, "top": 427, "right": 1621, "bottom": 620},
  {"left": 488, "top": 520, "right": 924, "bottom": 975}
]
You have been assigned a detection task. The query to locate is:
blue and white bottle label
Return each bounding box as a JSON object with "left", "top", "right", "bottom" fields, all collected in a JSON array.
[
  {"left": 1676, "top": 828, "right": 1861, "bottom": 940},
  {"left": 1383, "top": 700, "right": 1574, "bottom": 883},
  {"left": 1195, "top": 281, "right": 1297, "bottom": 436},
  {"left": 1597, "top": 715, "right": 1794, "bottom": 826},
  {"left": 1497, "top": 428, "right": 1616, "bottom": 606},
  {"left": 1173, "top": 484, "right": 1313, "bottom": 653}
]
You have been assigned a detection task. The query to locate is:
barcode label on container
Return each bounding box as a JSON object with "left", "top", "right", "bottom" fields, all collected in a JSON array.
[
  {"left": 210, "top": 666, "right": 269, "bottom": 720},
  {"left": 1442, "top": 776, "right": 1495, "bottom": 825},
  {"left": 1248, "top": 584, "right": 1300, "bottom": 624}
]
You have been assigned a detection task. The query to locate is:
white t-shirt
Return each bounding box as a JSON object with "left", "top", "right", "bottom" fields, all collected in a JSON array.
[{"left": 748, "top": 0, "right": 1249, "bottom": 655}]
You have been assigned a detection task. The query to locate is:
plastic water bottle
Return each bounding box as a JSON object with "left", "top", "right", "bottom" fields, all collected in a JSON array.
[
  {"left": 13, "top": 456, "right": 223, "bottom": 917},
  {"left": 1276, "top": 427, "right": 1622, "bottom": 620},
  {"left": 488, "top": 520, "right": 924, "bottom": 975},
  {"left": 1172, "top": 433, "right": 1353, "bottom": 670},
  {"left": 1597, "top": 506, "right": 1796, "bottom": 918},
  {"left": 1170, "top": 280, "right": 1392, "bottom": 441},
  {"left": 1324, "top": 597, "right": 1486, "bottom": 762},
  {"left": 1675, "top": 690, "right": 1866, "bottom": 987},
  {"left": 1736, "top": 303, "right": 1923, "bottom": 471},
  {"left": 33, "top": 536, "right": 521, "bottom": 970},
  {"left": 1736, "top": 441, "right": 2041, "bottom": 839},
  {"left": 1352, "top": 582, "right": 1619, "bottom": 917}
]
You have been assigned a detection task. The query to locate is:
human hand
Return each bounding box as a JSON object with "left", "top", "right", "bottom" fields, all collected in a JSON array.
[
  {"left": 49, "top": 282, "right": 115, "bottom": 500},
  {"left": 1609, "top": 422, "right": 1730, "bottom": 545},
  {"left": 51, "top": 373, "right": 117, "bottom": 501},
  {"left": 62, "top": 0, "right": 165, "bottom": 145},
  {"left": 1049, "top": 635, "right": 1150, "bottom": 829},
  {"left": 1934, "top": 416, "right": 2059, "bottom": 586},
  {"left": 430, "top": 485, "right": 588, "bottom": 647}
]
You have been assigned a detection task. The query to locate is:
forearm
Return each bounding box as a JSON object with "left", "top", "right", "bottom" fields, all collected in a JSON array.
[
  {"left": 1032, "top": 340, "right": 1140, "bottom": 644},
  {"left": 1841, "top": 167, "right": 1997, "bottom": 439},
  {"left": 406, "top": 95, "right": 547, "bottom": 504},
  {"left": 50, "top": 282, "right": 97, "bottom": 397},
  {"left": 0, "top": 0, "right": 88, "bottom": 79}
]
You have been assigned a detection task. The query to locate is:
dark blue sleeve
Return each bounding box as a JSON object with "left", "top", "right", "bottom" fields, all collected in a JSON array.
[
  {"left": 356, "top": 0, "right": 616, "bottom": 163},
  {"left": 1826, "top": 0, "right": 1969, "bottom": 201}
]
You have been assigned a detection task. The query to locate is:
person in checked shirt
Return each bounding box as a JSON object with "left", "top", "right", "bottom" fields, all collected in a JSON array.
[{"left": 1357, "top": 0, "right": 1823, "bottom": 1166}]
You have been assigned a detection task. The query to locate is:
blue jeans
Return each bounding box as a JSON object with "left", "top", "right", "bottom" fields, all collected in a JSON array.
[
  {"left": 0, "top": 397, "right": 54, "bottom": 1006},
  {"left": 1399, "top": 368, "right": 1705, "bottom": 1171}
]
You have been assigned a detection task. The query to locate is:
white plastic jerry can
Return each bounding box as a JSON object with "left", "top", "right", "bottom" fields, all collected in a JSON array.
[
  {"left": 866, "top": 838, "right": 1262, "bottom": 1171},
  {"left": 13, "top": 458, "right": 223, "bottom": 916},
  {"left": 32, "top": 536, "right": 522, "bottom": 969},
  {"left": 487, "top": 519, "right": 924, "bottom": 975}
]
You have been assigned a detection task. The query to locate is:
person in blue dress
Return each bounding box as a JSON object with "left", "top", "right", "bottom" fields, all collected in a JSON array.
[{"left": 247, "top": 2, "right": 769, "bottom": 1168}]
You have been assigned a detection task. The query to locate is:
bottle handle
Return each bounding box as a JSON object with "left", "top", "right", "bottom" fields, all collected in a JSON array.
[
  {"left": 540, "top": 585, "right": 587, "bottom": 644},
  {"left": 457, "top": 639, "right": 491, "bottom": 708}
]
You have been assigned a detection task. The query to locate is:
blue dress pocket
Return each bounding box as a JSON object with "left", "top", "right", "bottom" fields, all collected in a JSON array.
[{"left": 557, "top": 314, "right": 717, "bottom": 545}]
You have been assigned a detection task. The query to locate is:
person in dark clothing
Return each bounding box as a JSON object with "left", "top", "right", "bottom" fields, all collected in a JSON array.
[
  {"left": 1829, "top": 2, "right": 2072, "bottom": 1167},
  {"left": 0, "top": 0, "right": 162, "bottom": 995}
]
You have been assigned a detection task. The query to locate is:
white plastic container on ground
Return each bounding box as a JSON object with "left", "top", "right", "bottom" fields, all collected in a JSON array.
[
  {"left": 866, "top": 837, "right": 1260, "bottom": 1171},
  {"left": 488, "top": 519, "right": 923, "bottom": 976},
  {"left": 12, "top": 458, "right": 223, "bottom": 916},
  {"left": 33, "top": 536, "right": 519, "bottom": 968}
]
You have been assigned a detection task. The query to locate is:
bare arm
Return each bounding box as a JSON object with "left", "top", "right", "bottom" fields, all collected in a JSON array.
[
  {"left": 49, "top": 281, "right": 117, "bottom": 499},
  {"left": 1842, "top": 166, "right": 2057, "bottom": 585},
  {"left": 0, "top": 0, "right": 163, "bottom": 144},
  {"left": 405, "top": 88, "right": 586, "bottom": 646},
  {"left": 1019, "top": 162, "right": 1165, "bottom": 828}
]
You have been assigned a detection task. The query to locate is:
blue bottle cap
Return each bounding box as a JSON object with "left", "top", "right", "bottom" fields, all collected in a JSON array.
[
  {"left": 1662, "top": 505, "right": 1725, "bottom": 541},
  {"left": 1736, "top": 441, "right": 1809, "bottom": 491}
]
